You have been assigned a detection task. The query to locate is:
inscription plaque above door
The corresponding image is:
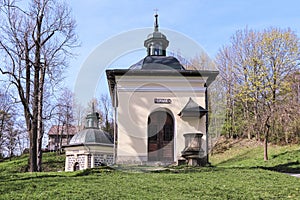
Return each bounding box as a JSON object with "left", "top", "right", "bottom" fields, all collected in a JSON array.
[{"left": 154, "top": 98, "right": 172, "bottom": 104}]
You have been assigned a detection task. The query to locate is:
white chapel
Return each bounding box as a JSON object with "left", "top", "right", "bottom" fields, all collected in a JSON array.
[{"left": 106, "top": 14, "right": 218, "bottom": 166}]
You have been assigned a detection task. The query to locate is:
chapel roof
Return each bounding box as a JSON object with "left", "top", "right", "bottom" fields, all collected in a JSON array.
[
  {"left": 68, "top": 105, "right": 113, "bottom": 146},
  {"left": 129, "top": 55, "right": 185, "bottom": 70},
  {"left": 178, "top": 97, "right": 208, "bottom": 118},
  {"left": 69, "top": 128, "right": 113, "bottom": 146}
]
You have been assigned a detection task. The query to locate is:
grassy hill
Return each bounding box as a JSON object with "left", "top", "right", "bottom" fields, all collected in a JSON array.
[
  {"left": 0, "top": 140, "right": 299, "bottom": 199},
  {"left": 210, "top": 138, "right": 300, "bottom": 173}
]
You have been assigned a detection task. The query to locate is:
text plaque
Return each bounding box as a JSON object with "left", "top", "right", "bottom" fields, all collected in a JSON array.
[{"left": 154, "top": 98, "right": 172, "bottom": 104}]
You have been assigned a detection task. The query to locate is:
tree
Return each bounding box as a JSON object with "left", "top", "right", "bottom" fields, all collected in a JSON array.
[
  {"left": 0, "top": 0, "right": 78, "bottom": 171},
  {"left": 0, "top": 92, "right": 13, "bottom": 158},
  {"left": 99, "top": 94, "right": 113, "bottom": 136},
  {"left": 216, "top": 27, "right": 300, "bottom": 160},
  {"left": 0, "top": 90, "right": 25, "bottom": 159},
  {"left": 73, "top": 99, "right": 86, "bottom": 131},
  {"left": 54, "top": 87, "right": 75, "bottom": 153}
]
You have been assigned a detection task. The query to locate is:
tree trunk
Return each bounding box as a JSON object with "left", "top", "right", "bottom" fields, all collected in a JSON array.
[
  {"left": 264, "top": 134, "right": 268, "bottom": 161},
  {"left": 37, "top": 66, "right": 46, "bottom": 172},
  {"left": 264, "top": 124, "right": 270, "bottom": 161},
  {"left": 30, "top": 69, "right": 39, "bottom": 172}
]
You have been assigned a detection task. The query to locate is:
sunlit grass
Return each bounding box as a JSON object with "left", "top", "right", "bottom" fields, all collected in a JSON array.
[{"left": 0, "top": 144, "right": 299, "bottom": 199}]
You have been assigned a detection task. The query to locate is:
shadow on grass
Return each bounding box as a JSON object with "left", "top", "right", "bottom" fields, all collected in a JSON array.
[
  {"left": 74, "top": 166, "right": 115, "bottom": 176},
  {"left": 2, "top": 173, "right": 69, "bottom": 182},
  {"left": 215, "top": 149, "right": 254, "bottom": 166},
  {"left": 259, "top": 161, "right": 300, "bottom": 173}
]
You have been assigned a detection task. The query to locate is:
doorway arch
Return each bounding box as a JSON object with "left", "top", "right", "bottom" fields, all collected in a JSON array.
[
  {"left": 73, "top": 162, "right": 80, "bottom": 171},
  {"left": 148, "top": 110, "right": 174, "bottom": 161}
]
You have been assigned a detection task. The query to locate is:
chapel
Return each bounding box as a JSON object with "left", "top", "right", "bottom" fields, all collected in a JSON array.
[
  {"left": 106, "top": 14, "right": 219, "bottom": 166},
  {"left": 64, "top": 106, "right": 114, "bottom": 171}
]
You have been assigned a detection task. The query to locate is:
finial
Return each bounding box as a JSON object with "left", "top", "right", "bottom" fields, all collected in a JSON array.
[
  {"left": 92, "top": 102, "right": 95, "bottom": 113},
  {"left": 154, "top": 8, "right": 159, "bottom": 32}
]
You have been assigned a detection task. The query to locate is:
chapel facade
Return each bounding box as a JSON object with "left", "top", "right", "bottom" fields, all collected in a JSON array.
[{"left": 106, "top": 14, "right": 218, "bottom": 166}]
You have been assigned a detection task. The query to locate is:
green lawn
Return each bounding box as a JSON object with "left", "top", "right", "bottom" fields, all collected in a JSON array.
[{"left": 0, "top": 142, "right": 300, "bottom": 200}]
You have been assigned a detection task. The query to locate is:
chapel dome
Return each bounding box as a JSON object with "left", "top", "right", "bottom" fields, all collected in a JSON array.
[
  {"left": 69, "top": 105, "right": 113, "bottom": 145},
  {"left": 69, "top": 128, "right": 113, "bottom": 145},
  {"left": 129, "top": 55, "right": 185, "bottom": 70},
  {"left": 146, "top": 31, "right": 167, "bottom": 40}
]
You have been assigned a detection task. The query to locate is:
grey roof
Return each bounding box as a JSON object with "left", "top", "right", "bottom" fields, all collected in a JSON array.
[
  {"left": 178, "top": 98, "right": 208, "bottom": 118},
  {"left": 129, "top": 56, "right": 185, "bottom": 70},
  {"left": 69, "top": 128, "right": 113, "bottom": 145}
]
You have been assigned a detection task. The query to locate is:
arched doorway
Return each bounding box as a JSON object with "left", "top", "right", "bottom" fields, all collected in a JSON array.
[
  {"left": 73, "top": 162, "right": 80, "bottom": 171},
  {"left": 148, "top": 111, "right": 174, "bottom": 161}
]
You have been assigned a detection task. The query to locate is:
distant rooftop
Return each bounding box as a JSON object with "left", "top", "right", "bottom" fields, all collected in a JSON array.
[{"left": 48, "top": 125, "right": 77, "bottom": 136}]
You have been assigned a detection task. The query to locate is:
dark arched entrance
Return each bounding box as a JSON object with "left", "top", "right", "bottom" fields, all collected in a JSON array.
[
  {"left": 148, "top": 111, "right": 174, "bottom": 161},
  {"left": 73, "top": 162, "right": 80, "bottom": 171}
]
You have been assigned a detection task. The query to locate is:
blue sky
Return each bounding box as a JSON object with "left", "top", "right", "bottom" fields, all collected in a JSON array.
[{"left": 66, "top": 0, "right": 300, "bottom": 105}]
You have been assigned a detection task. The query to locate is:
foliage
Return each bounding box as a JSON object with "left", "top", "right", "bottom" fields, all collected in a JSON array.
[
  {"left": 216, "top": 27, "right": 300, "bottom": 160},
  {"left": 216, "top": 27, "right": 300, "bottom": 141}
]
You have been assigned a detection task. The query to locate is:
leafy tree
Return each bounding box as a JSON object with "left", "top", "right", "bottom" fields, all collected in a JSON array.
[{"left": 216, "top": 27, "right": 300, "bottom": 160}]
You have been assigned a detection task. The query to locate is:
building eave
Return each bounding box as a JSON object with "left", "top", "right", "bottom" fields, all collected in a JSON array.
[
  {"left": 106, "top": 69, "right": 219, "bottom": 99},
  {"left": 63, "top": 142, "right": 114, "bottom": 148}
]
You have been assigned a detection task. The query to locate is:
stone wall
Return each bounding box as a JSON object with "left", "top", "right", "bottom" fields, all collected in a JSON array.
[
  {"left": 94, "top": 154, "right": 114, "bottom": 166},
  {"left": 66, "top": 154, "right": 86, "bottom": 171}
]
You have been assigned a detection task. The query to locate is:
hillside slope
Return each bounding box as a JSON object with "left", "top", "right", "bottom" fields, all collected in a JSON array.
[{"left": 210, "top": 137, "right": 300, "bottom": 173}]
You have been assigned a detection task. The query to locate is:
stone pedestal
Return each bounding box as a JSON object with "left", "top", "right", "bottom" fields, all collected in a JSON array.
[{"left": 181, "top": 133, "right": 205, "bottom": 166}]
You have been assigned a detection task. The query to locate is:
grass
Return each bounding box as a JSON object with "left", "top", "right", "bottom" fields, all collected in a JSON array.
[
  {"left": 0, "top": 141, "right": 300, "bottom": 199},
  {"left": 210, "top": 138, "right": 300, "bottom": 173}
]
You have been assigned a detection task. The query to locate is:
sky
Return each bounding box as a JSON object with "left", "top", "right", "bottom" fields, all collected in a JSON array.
[{"left": 65, "top": 0, "right": 300, "bottom": 106}]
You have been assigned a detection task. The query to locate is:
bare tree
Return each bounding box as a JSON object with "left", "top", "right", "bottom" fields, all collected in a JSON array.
[
  {"left": 0, "top": 94, "right": 12, "bottom": 158},
  {"left": 0, "top": 90, "right": 25, "bottom": 159},
  {"left": 0, "top": 0, "right": 78, "bottom": 171},
  {"left": 73, "top": 99, "right": 86, "bottom": 131},
  {"left": 99, "top": 94, "right": 113, "bottom": 136},
  {"left": 53, "top": 87, "right": 75, "bottom": 153}
]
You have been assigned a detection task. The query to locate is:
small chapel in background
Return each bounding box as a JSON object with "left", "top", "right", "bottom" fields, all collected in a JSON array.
[
  {"left": 64, "top": 105, "right": 114, "bottom": 171},
  {"left": 106, "top": 14, "right": 218, "bottom": 166}
]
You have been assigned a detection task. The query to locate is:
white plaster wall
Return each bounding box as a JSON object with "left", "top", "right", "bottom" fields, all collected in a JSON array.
[{"left": 116, "top": 75, "right": 208, "bottom": 163}]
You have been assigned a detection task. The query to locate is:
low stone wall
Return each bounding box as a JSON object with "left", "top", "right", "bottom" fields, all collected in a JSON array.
[{"left": 94, "top": 154, "right": 114, "bottom": 166}]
